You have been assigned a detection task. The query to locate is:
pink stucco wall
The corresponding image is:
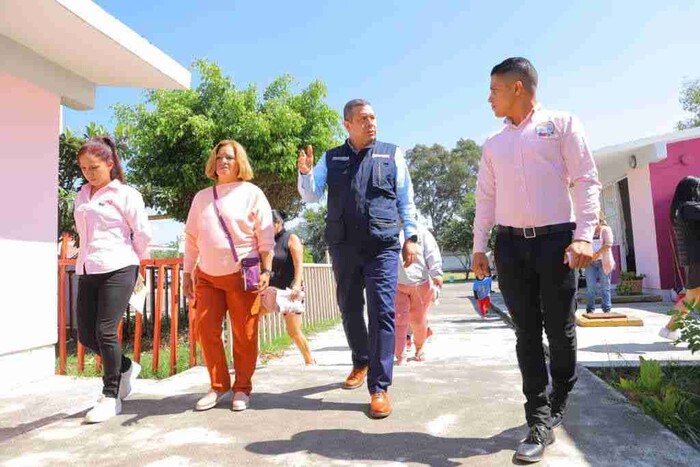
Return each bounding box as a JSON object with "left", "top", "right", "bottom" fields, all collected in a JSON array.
[
  {"left": 0, "top": 72, "right": 60, "bottom": 374},
  {"left": 650, "top": 138, "right": 700, "bottom": 290},
  {"left": 0, "top": 72, "right": 60, "bottom": 242}
]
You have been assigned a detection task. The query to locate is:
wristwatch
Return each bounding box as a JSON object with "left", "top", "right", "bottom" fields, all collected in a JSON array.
[
  {"left": 260, "top": 269, "right": 271, "bottom": 275},
  {"left": 406, "top": 235, "right": 418, "bottom": 243}
]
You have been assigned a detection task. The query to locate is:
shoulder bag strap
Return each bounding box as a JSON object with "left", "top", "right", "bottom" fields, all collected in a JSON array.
[{"left": 212, "top": 185, "right": 240, "bottom": 264}]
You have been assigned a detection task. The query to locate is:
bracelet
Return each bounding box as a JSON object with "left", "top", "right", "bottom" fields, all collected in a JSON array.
[{"left": 260, "top": 269, "right": 271, "bottom": 275}]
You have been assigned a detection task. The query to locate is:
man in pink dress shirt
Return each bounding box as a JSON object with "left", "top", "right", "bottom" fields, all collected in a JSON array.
[{"left": 472, "top": 57, "right": 601, "bottom": 463}]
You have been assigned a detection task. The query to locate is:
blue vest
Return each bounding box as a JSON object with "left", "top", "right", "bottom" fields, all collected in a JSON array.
[{"left": 325, "top": 140, "right": 400, "bottom": 247}]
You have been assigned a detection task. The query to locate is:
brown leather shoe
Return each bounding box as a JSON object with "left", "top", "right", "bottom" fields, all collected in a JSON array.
[
  {"left": 343, "top": 366, "right": 368, "bottom": 390},
  {"left": 369, "top": 392, "right": 391, "bottom": 418}
]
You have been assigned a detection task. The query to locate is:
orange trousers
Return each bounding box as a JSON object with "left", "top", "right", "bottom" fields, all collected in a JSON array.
[{"left": 195, "top": 268, "right": 260, "bottom": 395}]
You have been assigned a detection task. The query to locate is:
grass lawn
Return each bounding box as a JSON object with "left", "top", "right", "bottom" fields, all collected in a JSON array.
[
  {"left": 444, "top": 271, "right": 475, "bottom": 283},
  {"left": 592, "top": 363, "right": 700, "bottom": 449},
  {"left": 59, "top": 317, "right": 341, "bottom": 380}
]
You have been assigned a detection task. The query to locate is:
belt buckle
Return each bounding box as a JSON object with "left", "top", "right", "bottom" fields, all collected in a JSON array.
[{"left": 523, "top": 227, "right": 536, "bottom": 239}]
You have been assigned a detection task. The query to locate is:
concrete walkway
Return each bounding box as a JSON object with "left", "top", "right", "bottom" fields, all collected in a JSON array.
[
  {"left": 1, "top": 283, "right": 698, "bottom": 466},
  {"left": 489, "top": 283, "right": 700, "bottom": 366}
]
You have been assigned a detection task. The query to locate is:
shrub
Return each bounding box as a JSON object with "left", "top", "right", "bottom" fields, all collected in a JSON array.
[
  {"left": 620, "top": 271, "right": 646, "bottom": 281},
  {"left": 675, "top": 299, "right": 700, "bottom": 353}
]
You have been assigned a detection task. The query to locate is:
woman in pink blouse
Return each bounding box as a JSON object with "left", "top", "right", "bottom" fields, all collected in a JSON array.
[
  {"left": 74, "top": 136, "right": 152, "bottom": 423},
  {"left": 183, "top": 139, "right": 275, "bottom": 412}
]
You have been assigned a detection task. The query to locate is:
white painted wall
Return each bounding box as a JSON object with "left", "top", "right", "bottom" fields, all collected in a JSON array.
[
  {"left": 0, "top": 72, "right": 61, "bottom": 389},
  {"left": 626, "top": 166, "right": 662, "bottom": 289}
]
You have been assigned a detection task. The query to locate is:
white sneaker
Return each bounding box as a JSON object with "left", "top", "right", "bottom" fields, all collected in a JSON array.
[
  {"left": 195, "top": 390, "right": 226, "bottom": 411},
  {"left": 659, "top": 327, "right": 681, "bottom": 341},
  {"left": 232, "top": 392, "right": 250, "bottom": 411},
  {"left": 118, "top": 361, "right": 141, "bottom": 400},
  {"left": 84, "top": 396, "right": 121, "bottom": 424}
]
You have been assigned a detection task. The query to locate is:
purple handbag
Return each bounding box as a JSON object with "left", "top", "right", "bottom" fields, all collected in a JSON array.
[{"left": 212, "top": 185, "right": 261, "bottom": 291}]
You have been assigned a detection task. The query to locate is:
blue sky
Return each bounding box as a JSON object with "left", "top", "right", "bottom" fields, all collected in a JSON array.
[{"left": 63, "top": 0, "right": 700, "bottom": 244}]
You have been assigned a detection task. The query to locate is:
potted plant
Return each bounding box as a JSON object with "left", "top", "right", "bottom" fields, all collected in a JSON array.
[{"left": 618, "top": 271, "right": 645, "bottom": 296}]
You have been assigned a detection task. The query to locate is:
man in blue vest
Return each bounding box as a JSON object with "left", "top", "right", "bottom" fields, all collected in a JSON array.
[{"left": 297, "top": 99, "right": 419, "bottom": 418}]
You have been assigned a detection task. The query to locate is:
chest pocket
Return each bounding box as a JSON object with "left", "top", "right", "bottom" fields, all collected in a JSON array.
[
  {"left": 371, "top": 159, "right": 395, "bottom": 195},
  {"left": 328, "top": 160, "right": 350, "bottom": 186},
  {"left": 523, "top": 137, "right": 565, "bottom": 176}
]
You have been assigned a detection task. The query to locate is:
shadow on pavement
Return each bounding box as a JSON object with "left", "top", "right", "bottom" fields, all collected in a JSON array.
[
  {"left": 245, "top": 425, "right": 527, "bottom": 467},
  {"left": 119, "top": 393, "right": 202, "bottom": 427},
  {"left": 578, "top": 342, "right": 688, "bottom": 354},
  {"left": 251, "top": 383, "right": 366, "bottom": 413}
]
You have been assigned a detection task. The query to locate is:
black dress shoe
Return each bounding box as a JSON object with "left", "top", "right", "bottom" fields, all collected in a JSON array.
[
  {"left": 515, "top": 425, "right": 555, "bottom": 463},
  {"left": 551, "top": 398, "right": 567, "bottom": 429},
  {"left": 551, "top": 405, "right": 566, "bottom": 429}
]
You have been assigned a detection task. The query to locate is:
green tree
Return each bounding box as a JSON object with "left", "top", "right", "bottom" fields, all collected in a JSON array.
[
  {"left": 440, "top": 193, "right": 476, "bottom": 255},
  {"left": 406, "top": 138, "right": 481, "bottom": 241},
  {"left": 677, "top": 78, "right": 700, "bottom": 130},
  {"left": 295, "top": 205, "right": 328, "bottom": 263},
  {"left": 114, "top": 59, "right": 342, "bottom": 222},
  {"left": 440, "top": 193, "right": 498, "bottom": 257}
]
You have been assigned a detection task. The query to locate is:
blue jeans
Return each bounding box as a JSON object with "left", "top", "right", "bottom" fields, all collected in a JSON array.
[{"left": 584, "top": 260, "right": 612, "bottom": 311}]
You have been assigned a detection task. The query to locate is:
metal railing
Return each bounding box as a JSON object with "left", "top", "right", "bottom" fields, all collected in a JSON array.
[{"left": 57, "top": 236, "right": 340, "bottom": 376}]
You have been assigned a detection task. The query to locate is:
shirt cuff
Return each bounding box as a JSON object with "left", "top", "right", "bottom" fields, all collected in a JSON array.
[{"left": 574, "top": 226, "right": 595, "bottom": 243}]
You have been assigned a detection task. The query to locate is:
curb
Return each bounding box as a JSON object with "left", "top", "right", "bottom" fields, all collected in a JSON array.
[{"left": 487, "top": 298, "right": 515, "bottom": 329}]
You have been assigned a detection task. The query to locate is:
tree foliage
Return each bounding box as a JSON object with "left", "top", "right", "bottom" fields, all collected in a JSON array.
[
  {"left": 677, "top": 78, "right": 700, "bottom": 130},
  {"left": 294, "top": 205, "right": 328, "bottom": 263},
  {"left": 114, "top": 59, "right": 342, "bottom": 222},
  {"left": 406, "top": 138, "right": 481, "bottom": 247}
]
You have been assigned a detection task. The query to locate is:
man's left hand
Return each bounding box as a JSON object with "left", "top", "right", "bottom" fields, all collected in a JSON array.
[
  {"left": 565, "top": 240, "right": 593, "bottom": 269},
  {"left": 432, "top": 276, "right": 443, "bottom": 288},
  {"left": 402, "top": 240, "right": 419, "bottom": 267}
]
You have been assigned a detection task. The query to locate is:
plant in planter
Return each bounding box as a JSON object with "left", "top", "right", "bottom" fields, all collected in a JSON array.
[{"left": 617, "top": 271, "right": 646, "bottom": 296}]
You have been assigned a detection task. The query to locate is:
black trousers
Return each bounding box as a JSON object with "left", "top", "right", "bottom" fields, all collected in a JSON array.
[
  {"left": 77, "top": 265, "right": 137, "bottom": 398},
  {"left": 494, "top": 230, "right": 578, "bottom": 428}
]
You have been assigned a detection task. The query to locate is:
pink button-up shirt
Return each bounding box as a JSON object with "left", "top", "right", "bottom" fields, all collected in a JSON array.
[
  {"left": 74, "top": 180, "right": 152, "bottom": 275},
  {"left": 473, "top": 104, "right": 601, "bottom": 253}
]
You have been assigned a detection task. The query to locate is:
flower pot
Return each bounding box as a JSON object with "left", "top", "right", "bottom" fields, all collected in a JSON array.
[{"left": 619, "top": 279, "right": 643, "bottom": 295}]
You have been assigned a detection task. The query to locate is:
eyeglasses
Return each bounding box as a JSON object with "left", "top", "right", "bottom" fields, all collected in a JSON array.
[{"left": 216, "top": 155, "right": 235, "bottom": 162}]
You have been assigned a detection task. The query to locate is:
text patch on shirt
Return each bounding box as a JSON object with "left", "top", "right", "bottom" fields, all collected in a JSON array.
[{"left": 535, "top": 121, "right": 557, "bottom": 138}]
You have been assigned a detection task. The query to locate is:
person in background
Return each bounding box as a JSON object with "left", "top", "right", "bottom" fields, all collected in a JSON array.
[
  {"left": 394, "top": 225, "right": 443, "bottom": 364},
  {"left": 660, "top": 176, "right": 700, "bottom": 340},
  {"left": 183, "top": 139, "right": 274, "bottom": 412},
  {"left": 74, "top": 136, "right": 152, "bottom": 423},
  {"left": 269, "top": 209, "right": 315, "bottom": 365},
  {"left": 584, "top": 211, "right": 615, "bottom": 313}
]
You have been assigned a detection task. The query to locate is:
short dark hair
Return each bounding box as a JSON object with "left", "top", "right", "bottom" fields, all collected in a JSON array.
[
  {"left": 272, "top": 209, "right": 287, "bottom": 225},
  {"left": 343, "top": 99, "right": 371, "bottom": 121},
  {"left": 491, "top": 57, "right": 538, "bottom": 93}
]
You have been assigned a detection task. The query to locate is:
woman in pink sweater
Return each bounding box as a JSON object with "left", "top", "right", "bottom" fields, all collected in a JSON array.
[{"left": 183, "top": 139, "right": 275, "bottom": 412}]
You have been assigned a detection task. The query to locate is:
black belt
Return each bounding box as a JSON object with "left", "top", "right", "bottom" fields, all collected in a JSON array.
[{"left": 497, "top": 222, "right": 576, "bottom": 239}]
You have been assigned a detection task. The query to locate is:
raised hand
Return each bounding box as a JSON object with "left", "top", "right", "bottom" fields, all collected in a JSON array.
[{"left": 297, "top": 145, "right": 314, "bottom": 175}]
